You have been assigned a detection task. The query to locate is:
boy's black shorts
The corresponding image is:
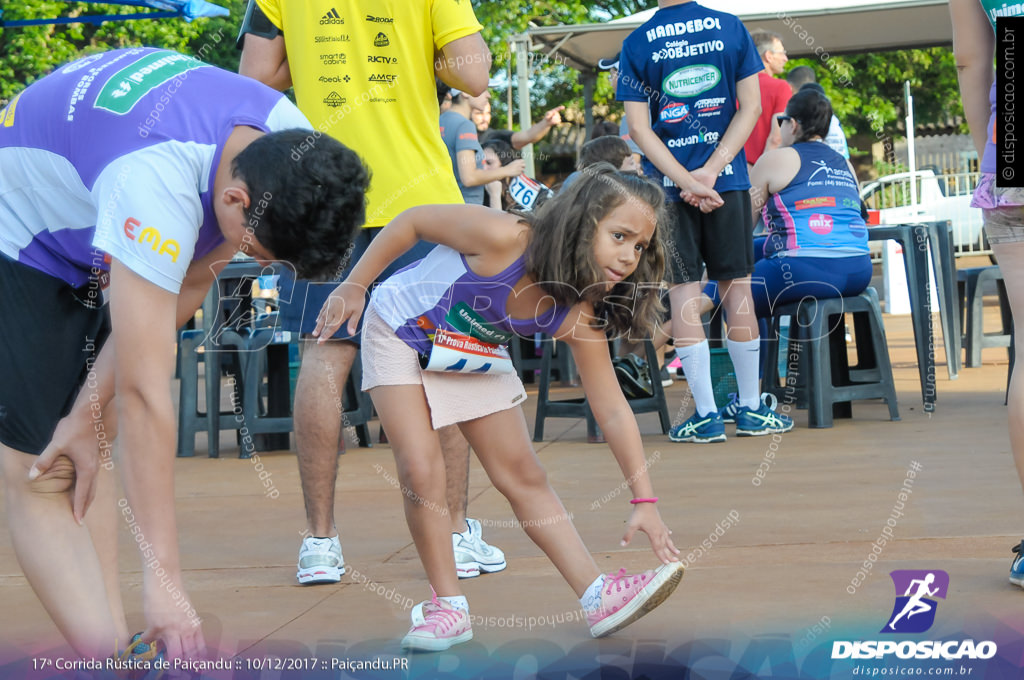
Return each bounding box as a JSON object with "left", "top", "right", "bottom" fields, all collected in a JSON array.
[
  {"left": 0, "top": 253, "right": 110, "bottom": 455},
  {"left": 663, "top": 190, "right": 754, "bottom": 284}
]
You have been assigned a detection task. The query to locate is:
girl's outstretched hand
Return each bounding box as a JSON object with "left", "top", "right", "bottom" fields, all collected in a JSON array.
[
  {"left": 313, "top": 281, "right": 366, "bottom": 343},
  {"left": 620, "top": 503, "right": 681, "bottom": 564}
]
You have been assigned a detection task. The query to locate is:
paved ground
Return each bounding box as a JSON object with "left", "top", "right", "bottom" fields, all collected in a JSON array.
[{"left": 2, "top": 300, "right": 1023, "bottom": 679}]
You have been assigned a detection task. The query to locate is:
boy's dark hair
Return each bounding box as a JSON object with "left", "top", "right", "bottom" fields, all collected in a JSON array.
[
  {"left": 786, "top": 88, "right": 832, "bottom": 143},
  {"left": 481, "top": 137, "right": 518, "bottom": 166},
  {"left": 579, "top": 136, "right": 632, "bottom": 171},
  {"left": 590, "top": 120, "right": 620, "bottom": 139},
  {"left": 785, "top": 65, "right": 817, "bottom": 90},
  {"left": 523, "top": 162, "right": 667, "bottom": 339},
  {"left": 232, "top": 129, "right": 370, "bottom": 280}
]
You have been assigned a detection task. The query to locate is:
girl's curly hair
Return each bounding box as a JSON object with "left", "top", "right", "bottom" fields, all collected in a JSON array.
[{"left": 522, "top": 163, "right": 667, "bottom": 340}]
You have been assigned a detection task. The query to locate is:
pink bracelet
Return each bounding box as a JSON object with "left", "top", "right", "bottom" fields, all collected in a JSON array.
[{"left": 630, "top": 497, "right": 659, "bottom": 505}]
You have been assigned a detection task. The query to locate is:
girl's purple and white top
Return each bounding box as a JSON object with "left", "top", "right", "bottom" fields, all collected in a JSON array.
[
  {"left": 0, "top": 48, "right": 310, "bottom": 294},
  {"left": 370, "top": 245, "right": 574, "bottom": 357}
]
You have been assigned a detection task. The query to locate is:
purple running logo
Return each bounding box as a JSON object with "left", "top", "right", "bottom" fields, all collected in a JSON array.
[{"left": 881, "top": 570, "right": 949, "bottom": 634}]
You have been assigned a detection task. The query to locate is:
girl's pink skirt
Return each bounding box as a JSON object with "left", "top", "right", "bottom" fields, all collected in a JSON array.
[{"left": 360, "top": 303, "right": 528, "bottom": 429}]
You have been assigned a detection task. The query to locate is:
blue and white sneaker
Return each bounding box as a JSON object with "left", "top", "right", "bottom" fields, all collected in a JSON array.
[
  {"left": 719, "top": 393, "right": 741, "bottom": 424},
  {"left": 734, "top": 399, "right": 793, "bottom": 436},
  {"left": 1011, "top": 541, "right": 1024, "bottom": 587},
  {"left": 720, "top": 392, "right": 778, "bottom": 424},
  {"left": 669, "top": 411, "right": 726, "bottom": 443}
]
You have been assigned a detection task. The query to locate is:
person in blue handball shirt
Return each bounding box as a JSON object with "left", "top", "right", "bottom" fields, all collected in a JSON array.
[{"left": 617, "top": 0, "right": 794, "bottom": 443}]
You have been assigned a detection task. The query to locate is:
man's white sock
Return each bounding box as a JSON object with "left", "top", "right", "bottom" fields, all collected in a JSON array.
[
  {"left": 675, "top": 340, "right": 717, "bottom": 417},
  {"left": 728, "top": 337, "right": 762, "bottom": 410}
]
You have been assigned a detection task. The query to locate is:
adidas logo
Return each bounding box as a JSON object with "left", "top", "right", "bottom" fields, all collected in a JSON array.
[
  {"left": 373, "top": 32, "right": 389, "bottom": 47},
  {"left": 320, "top": 8, "right": 344, "bottom": 25}
]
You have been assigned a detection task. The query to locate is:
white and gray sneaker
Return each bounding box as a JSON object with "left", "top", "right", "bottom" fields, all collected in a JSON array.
[
  {"left": 296, "top": 535, "right": 345, "bottom": 585},
  {"left": 453, "top": 518, "right": 506, "bottom": 579}
]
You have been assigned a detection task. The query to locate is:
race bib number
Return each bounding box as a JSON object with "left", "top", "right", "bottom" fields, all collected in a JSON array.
[
  {"left": 421, "top": 329, "right": 515, "bottom": 375},
  {"left": 509, "top": 174, "right": 552, "bottom": 210}
]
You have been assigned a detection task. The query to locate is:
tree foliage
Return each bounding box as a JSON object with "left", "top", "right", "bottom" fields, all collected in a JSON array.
[
  {"left": 0, "top": 1, "right": 965, "bottom": 150},
  {"left": 0, "top": 1, "right": 246, "bottom": 103},
  {"left": 784, "top": 48, "right": 964, "bottom": 155},
  {"left": 468, "top": 1, "right": 963, "bottom": 147},
  {"left": 470, "top": 0, "right": 650, "bottom": 129}
]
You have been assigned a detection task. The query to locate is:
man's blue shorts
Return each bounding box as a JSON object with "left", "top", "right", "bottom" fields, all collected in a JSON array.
[{"left": 276, "top": 227, "right": 436, "bottom": 344}]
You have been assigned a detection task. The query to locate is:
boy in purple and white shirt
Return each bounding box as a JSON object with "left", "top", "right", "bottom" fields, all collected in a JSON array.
[{"left": 0, "top": 47, "right": 367, "bottom": 660}]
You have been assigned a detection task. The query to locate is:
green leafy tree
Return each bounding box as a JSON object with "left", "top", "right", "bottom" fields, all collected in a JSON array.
[
  {"left": 468, "top": 2, "right": 962, "bottom": 161},
  {"left": 785, "top": 48, "right": 964, "bottom": 158},
  {"left": 470, "top": 0, "right": 650, "bottom": 129},
  {"left": 0, "top": 2, "right": 964, "bottom": 164},
  {"left": 0, "top": 1, "right": 246, "bottom": 103}
]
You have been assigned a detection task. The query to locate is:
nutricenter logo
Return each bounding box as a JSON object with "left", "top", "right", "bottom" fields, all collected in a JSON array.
[
  {"left": 663, "top": 64, "right": 721, "bottom": 98},
  {"left": 832, "top": 570, "right": 997, "bottom": 661}
]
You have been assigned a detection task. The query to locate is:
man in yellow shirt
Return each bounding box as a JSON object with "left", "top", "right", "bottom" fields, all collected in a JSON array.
[{"left": 239, "top": 0, "right": 506, "bottom": 587}]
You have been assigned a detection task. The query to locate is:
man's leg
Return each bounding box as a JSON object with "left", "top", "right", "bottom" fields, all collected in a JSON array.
[
  {"left": 669, "top": 281, "right": 719, "bottom": 418},
  {"left": 2, "top": 445, "right": 126, "bottom": 658},
  {"left": 665, "top": 197, "right": 727, "bottom": 444},
  {"left": 440, "top": 424, "right": 470, "bottom": 533},
  {"left": 719, "top": 276, "right": 760, "bottom": 410},
  {"left": 85, "top": 461, "right": 130, "bottom": 645},
  {"left": 293, "top": 338, "right": 356, "bottom": 583},
  {"left": 440, "top": 423, "right": 506, "bottom": 577},
  {"left": 719, "top": 275, "right": 791, "bottom": 435}
]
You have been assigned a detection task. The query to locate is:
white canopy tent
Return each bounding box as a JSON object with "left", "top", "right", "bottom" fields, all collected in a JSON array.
[{"left": 511, "top": 0, "right": 954, "bottom": 170}]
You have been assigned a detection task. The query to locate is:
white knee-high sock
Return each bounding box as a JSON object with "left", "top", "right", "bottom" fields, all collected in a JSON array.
[
  {"left": 728, "top": 337, "right": 762, "bottom": 410},
  {"left": 675, "top": 340, "right": 717, "bottom": 416}
]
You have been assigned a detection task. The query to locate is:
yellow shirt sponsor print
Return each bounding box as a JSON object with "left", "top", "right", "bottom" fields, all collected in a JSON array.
[{"left": 255, "top": 0, "right": 482, "bottom": 226}]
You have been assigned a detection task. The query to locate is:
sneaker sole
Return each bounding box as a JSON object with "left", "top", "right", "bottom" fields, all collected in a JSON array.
[
  {"left": 614, "top": 367, "right": 653, "bottom": 399},
  {"left": 590, "top": 562, "right": 685, "bottom": 638},
  {"left": 668, "top": 432, "right": 727, "bottom": 443},
  {"left": 297, "top": 565, "right": 345, "bottom": 585},
  {"left": 456, "top": 558, "right": 506, "bottom": 578},
  {"left": 736, "top": 424, "right": 794, "bottom": 436},
  {"left": 1010, "top": 573, "right": 1024, "bottom": 587},
  {"left": 456, "top": 563, "right": 481, "bottom": 579},
  {"left": 401, "top": 629, "right": 473, "bottom": 652}
]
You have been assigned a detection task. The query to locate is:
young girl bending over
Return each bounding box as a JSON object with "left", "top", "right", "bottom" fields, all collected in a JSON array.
[{"left": 315, "top": 164, "right": 683, "bottom": 651}]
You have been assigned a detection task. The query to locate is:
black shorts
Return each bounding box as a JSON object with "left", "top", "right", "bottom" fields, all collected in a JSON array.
[
  {"left": 0, "top": 253, "right": 110, "bottom": 455},
  {"left": 664, "top": 191, "right": 755, "bottom": 284}
]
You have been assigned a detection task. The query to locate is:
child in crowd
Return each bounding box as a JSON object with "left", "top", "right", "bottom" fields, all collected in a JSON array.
[
  {"left": 562, "top": 136, "right": 639, "bottom": 192},
  {"left": 315, "top": 165, "right": 684, "bottom": 651}
]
